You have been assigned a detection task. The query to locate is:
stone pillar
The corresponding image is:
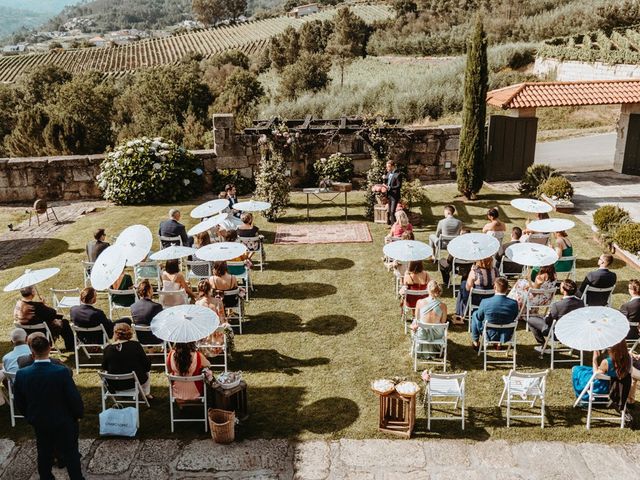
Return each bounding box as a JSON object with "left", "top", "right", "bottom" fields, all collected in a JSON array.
[
  {"left": 613, "top": 103, "right": 640, "bottom": 173},
  {"left": 212, "top": 113, "right": 235, "bottom": 157}
]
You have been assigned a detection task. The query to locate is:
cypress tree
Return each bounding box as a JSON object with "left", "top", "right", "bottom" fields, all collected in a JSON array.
[{"left": 457, "top": 17, "right": 488, "bottom": 200}]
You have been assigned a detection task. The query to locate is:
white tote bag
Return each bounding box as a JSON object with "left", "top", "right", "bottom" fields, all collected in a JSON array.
[{"left": 99, "top": 407, "right": 138, "bottom": 437}]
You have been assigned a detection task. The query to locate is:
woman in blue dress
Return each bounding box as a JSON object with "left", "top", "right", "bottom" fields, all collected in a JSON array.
[{"left": 572, "top": 340, "right": 632, "bottom": 409}]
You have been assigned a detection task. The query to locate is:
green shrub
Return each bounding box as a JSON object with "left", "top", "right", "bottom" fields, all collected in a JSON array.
[
  {"left": 313, "top": 153, "right": 354, "bottom": 183},
  {"left": 401, "top": 178, "right": 428, "bottom": 211},
  {"left": 211, "top": 169, "right": 255, "bottom": 196},
  {"left": 593, "top": 205, "right": 630, "bottom": 233},
  {"left": 518, "top": 164, "right": 558, "bottom": 197},
  {"left": 539, "top": 175, "right": 574, "bottom": 200},
  {"left": 613, "top": 223, "right": 640, "bottom": 255},
  {"left": 98, "top": 137, "right": 203, "bottom": 205}
]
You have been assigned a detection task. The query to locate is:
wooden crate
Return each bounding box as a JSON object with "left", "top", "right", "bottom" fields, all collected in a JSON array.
[
  {"left": 376, "top": 391, "right": 416, "bottom": 438},
  {"left": 209, "top": 380, "right": 249, "bottom": 421},
  {"left": 374, "top": 204, "right": 388, "bottom": 224}
]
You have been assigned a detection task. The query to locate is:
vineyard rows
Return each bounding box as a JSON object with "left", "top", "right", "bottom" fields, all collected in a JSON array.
[
  {"left": 0, "top": 4, "right": 392, "bottom": 83},
  {"left": 540, "top": 26, "right": 640, "bottom": 65}
]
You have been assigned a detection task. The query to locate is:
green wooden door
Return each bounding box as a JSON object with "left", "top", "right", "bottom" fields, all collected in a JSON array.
[{"left": 486, "top": 115, "right": 538, "bottom": 181}]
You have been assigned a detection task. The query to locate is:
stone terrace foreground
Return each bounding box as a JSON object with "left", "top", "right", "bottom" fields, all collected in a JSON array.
[{"left": 1, "top": 438, "right": 639, "bottom": 479}]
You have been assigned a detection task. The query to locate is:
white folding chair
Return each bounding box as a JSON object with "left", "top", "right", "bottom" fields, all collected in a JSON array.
[
  {"left": 98, "top": 371, "right": 150, "bottom": 428},
  {"left": 556, "top": 255, "right": 577, "bottom": 281},
  {"left": 464, "top": 288, "right": 494, "bottom": 332},
  {"left": 224, "top": 288, "right": 245, "bottom": 334},
  {"left": 185, "top": 260, "right": 212, "bottom": 286},
  {"left": 107, "top": 289, "right": 138, "bottom": 320},
  {"left": 51, "top": 288, "right": 81, "bottom": 314},
  {"left": 81, "top": 261, "right": 94, "bottom": 287},
  {"left": 479, "top": 321, "right": 517, "bottom": 371},
  {"left": 71, "top": 324, "right": 109, "bottom": 373},
  {"left": 401, "top": 289, "right": 429, "bottom": 334},
  {"left": 393, "top": 261, "right": 408, "bottom": 297},
  {"left": 424, "top": 372, "right": 466, "bottom": 430},
  {"left": 2, "top": 371, "right": 23, "bottom": 427},
  {"left": 14, "top": 321, "right": 60, "bottom": 355},
  {"left": 159, "top": 235, "right": 183, "bottom": 248},
  {"left": 228, "top": 261, "right": 252, "bottom": 301},
  {"left": 498, "top": 256, "right": 524, "bottom": 279},
  {"left": 450, "top": 258, "right": 473, "bottom": 296},
  {"left": 520, "top": 287, "right": 556, "bottom": 331},
  {"left": 197, "top": 328, "right": 228, "bottom": 372},
  {"left": 411, "top": 323, "right": 448, "bottom": 372},
  {"left": 238, "top": 235, "right": 265, "bottom": 271},
  {"left": 540, "top": 319, "right": 584, "bottom": 369},
  {"left": 526, "top": 233, "right": 549, "bottom": 246},
  {"left": 435, "top": 234, "right": 457, "bottom": 271},
  {"left": 134, "top": 261, "right": 162, "bottom": 288},
  {"left": 133, "top": 324, "right": 166, "bottom": 368},
  {"left": 157, "top": 289, "right": 189, "bottom": 307},
  {"left": 580, "top": 285, "right": 615, "bottom": 307},
  {"left": 574, "top": 372, "right": 627, "bottom": 429},
  {"left": 167, "top": 373, "right": 208, "bottom": 432},
  {"left": 499, "top": 369, "right": 548, "bottom": 428}
]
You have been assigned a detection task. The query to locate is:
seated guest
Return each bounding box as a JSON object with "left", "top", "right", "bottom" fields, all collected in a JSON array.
[
  {"left": 429, "top": 204, "right": 463, "bottom": 250},
  {"left": 70, "top": 287, "right": 116, "bottom": 344},
  {"left": 572, "top": 341, "right": 632, "bottom": 416},
  {"left": 237, "top": 212, "right": 260, "bottom": 238},
  {"left": 193, "top": 231, "right": 211, "bottom": 249},
  {"left": 402, "top": 260, "right": 430, "bottom": 309},
  {"left": 86, "top": 228, "right": 110, "bottom": 262},
  {"left": 521, "top": 212, "right": 550, "bottom": 243},
  {"left": 387, "top": 210, "right": 413, "bottom": 241},
  {"left": 496, "top": 227, "right": 523, "bottom": 275},
  {"left": 621, "top": 279, "right": 640, "bottom": 340},
  {"left": 508, "top": 265, "right": 556, "bottom": 310},
  {"left": 552, "top": 230, "right": 573, "bottom": 275},
  {"left": 110, "top": 271, "right": 135, "bottom": 308},
  {"left": 195, "top": 280, "right": 229, "bottom": 356},
  {"left": 1, "top": 329, "right": 30, "bottom": 374},
  {"left": 455, "top": 256, "right": 497, "bottom": 322},
  {"left": 439, "top": 228, "right": 471, "bottom": 289},
  {"left": 470, "top": 277, "right": 518, "bottom": 350},
  {"left": 102, "top": 323, "right": 152, "bottom": 398},
  {"left": 218, "top": 191, "right": 227, "bottom": 199},
  {"left": 225, "top": 184, "right": 239, "bottom": 212},
  {"left": 578, "top": 253, "right": 616, "bottom": 306},
  {"left": 130, "top": 280, "right": 163, "bottom": 345},
  {"left": 159, "top": 208, "right": 192, "bottom": 247},
  {"left": 209, "top": 261, "right": 239, "bottom": 309},
  {"left": 411, "top": 281, "right": 448, "bottom": 359},
  {"left": 528, "top": 279, "right": 584, "bottom": 349},
  {"left": 161, "top": 259, "right": 195, "bottom": 306},
  {"left": 17, "top": 332, "right": 70, "bottom": 371},
  {"left": 14, "top": 286, "right": 74, "bottom": 351},
  {"left": 482, "top": 207, "right": 506, "bottom": 244},
  {"left": 166, "top": 342, "right": 211, "bottom": 402}
]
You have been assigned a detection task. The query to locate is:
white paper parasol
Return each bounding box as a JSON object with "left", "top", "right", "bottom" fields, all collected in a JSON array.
[
  {"left": 233, "top": 200, "right": 272, "bottom": 212},
  {"left": 196, "top": 242, "right": 247, "bottom": 262},
  {"left": 527, "top": 218, "right": 575, "bottom": 233},
  {"left": 382, "top": 240, "right": 433, "bottom": 262},
  {"left": 115, "top": 224, "right": 153, "bottom": 266},
  {"left": 149, "top": 245, "right": 196, "bottom": 261},
  {"left": 90, "top": 245, "right": 127, "bottom": 290},
  {"left": 190, "top": 199, "right": 229, "bottom": 219},
  {"left": 505, "top": 243, "right": 559, "bottom": 267},
  {"left": 510, "top": 198, "right": 553, "bottom": 214},
  {"left": 150, "top": 304, "right": 220, "bottom": 343},
  {"left": 3, "top": 268, "right": 60, "bottom": 292},
  {"left": 555, "top": 307, "right": 629, "bottom": 351},
  {"left": 187, "top": 213, "right": 228, "bottom": 236},
  {"left": 447, "top": 233, "right": 500, "bottom": 261}
]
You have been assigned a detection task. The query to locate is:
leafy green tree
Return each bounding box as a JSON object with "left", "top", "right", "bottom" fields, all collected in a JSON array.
[
  {"left": 393, "top": 0, "right": 418, "bottom": 16},
  {"left": 213, "top": 70, "right": 265, "bottom": 128},
  {"left": 457, "top": 17, "right": 488, "bottom": 200},
  {"left": 0, "top": 85, "right": 17, "bottom": 156},
  {"left": 17, "top": 64, "right": 72, "bottom": 106},
  {"left": 226, "top": 0, "right": 247, "bottom": 19},
  {"left": 326, "top": 7, "right": 367, "bottom": 86},
  {"left": 268, "top": 36, "right": 288, "bottom": 72},
  {"left": 281, "top": 26, "right": 301, "bottom": 66},
  {"left": 192, "top": 0, "right": 228, "bottom": 25},
  {"left": 299, "top": 19, "right": 332, "bottom": 53},
  {"left": 279, "top": 53, "right": 331, "bottom": 100},
  {"left": 3, "top": 106, "right": 50, "bottom": 157},
  {"left": 208, "top": 50, "right": 250, "bottom": 70}
]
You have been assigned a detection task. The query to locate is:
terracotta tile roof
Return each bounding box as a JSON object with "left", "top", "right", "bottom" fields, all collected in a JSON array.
[{"left": 486, "top": 80, "right": 640, "bottom": 109}]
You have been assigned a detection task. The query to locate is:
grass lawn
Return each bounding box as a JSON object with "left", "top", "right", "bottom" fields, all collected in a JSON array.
[{"left": 0, "top": 185, "right": 638, "bottom": 443}]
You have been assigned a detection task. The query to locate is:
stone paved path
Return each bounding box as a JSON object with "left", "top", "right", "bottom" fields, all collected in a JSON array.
[
  {"left": 0, "top": 200, "right": 108, "bottom": 269},
  {"left": 0, "top": 438, "right": 639, "bottom": 479}
]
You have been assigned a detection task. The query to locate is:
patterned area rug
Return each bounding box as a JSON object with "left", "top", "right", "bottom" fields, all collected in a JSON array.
[{"left": 274, "top": 223, "right": 373, "bottom": 245}]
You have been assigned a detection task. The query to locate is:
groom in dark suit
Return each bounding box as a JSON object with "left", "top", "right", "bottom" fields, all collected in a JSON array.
[
  {"left": 382, "top": 160, "right": 402, "bottom": 225},
  {"left": 14, "top": 335, "right": 85, "bottom": 480}
]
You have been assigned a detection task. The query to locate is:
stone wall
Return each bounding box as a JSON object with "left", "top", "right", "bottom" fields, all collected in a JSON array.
[
  {"left": 534, "top": 57, "right": 640, "bottom": 81},
  {"left": 0, "top": 115, "right": 461, "bottom": 203}
]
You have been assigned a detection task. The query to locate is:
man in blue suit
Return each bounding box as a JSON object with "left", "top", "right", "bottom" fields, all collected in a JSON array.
[
  {"left": 14, "top": 335, "right": 85, "bottom": 480},
  {"left": 471, "top": 277, "right": 519, "bottom": 350}
]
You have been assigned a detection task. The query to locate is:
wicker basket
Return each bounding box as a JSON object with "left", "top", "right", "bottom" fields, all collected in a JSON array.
[{"left": 208, "top": 408, "right": 235, "bottom": 444}]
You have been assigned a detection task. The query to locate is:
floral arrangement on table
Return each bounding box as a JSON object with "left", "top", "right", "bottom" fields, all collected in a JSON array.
[
  {"left": 371, "top": 376, "right": 420, "bottom": 396},
  {"left": 98, "top": 137, "right": 203, "bottom": 205},
  {"left": 313, "top": 153, "right": 354, "bottom": 185},
  {"left": 254, "top": 123, "right": 299, "bottom": 221}
]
